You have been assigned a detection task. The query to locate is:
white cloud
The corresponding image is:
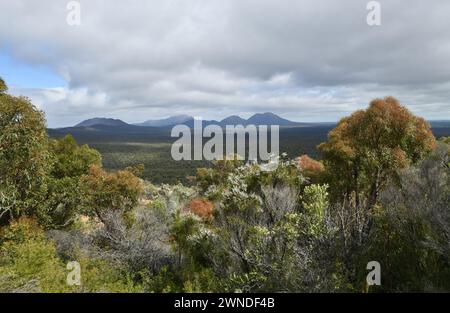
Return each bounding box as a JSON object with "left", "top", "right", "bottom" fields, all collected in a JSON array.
[{"left": 1, "top": 0, "right": 450, "bottom": 127}]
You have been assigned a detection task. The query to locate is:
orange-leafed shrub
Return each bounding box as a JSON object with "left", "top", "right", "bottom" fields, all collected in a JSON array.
[
  {"left": 297, "top": 154, "right": 325, "bottom": 183},
  {"left": 298, "top": 155, "right": 324, "bottom": 172},
  {"left": 185, "top": 198, "right": 214, "bottom": 220}
]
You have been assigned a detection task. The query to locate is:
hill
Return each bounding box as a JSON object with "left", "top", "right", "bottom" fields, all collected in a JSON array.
[
  {"left": 134, "top": 115, "right": 193, "bottom": 127},
  {"left": 75, "top": 118, "right": 129, "bottom": 127}
]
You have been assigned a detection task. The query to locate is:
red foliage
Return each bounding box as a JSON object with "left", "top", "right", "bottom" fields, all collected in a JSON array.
[
  {"left": 298, "top": 154, "right": 324, "bottom": 173},
  {"left": 185, "top": 198, "right": 214, "bottom": 220}
]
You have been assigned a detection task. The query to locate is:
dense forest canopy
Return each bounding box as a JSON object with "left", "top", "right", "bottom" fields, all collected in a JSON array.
[{"left": 1, "top": 77, "right": 449, "bottom": 292}]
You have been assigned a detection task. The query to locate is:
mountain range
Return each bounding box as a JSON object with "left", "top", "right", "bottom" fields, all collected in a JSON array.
[
  {"left": 68, "top": 114, "right": 450, "bottom": 131},
  {"left": 73, "top": 112, "right": 308, "bottom": 129}
]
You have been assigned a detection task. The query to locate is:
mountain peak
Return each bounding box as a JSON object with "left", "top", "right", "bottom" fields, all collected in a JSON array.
[
  {"left": 246, "top": 112, "right": 301, "bottom": 126},
  {"left": 220, "top": 115, "right": 246, "bottom": 124},
  {"left": 254, "top": 112, "right": 278, "bottom": 117},
  {"left": 75, "top": 118, "right": 128, "bottom": 127},
  {"left": 135, "top": 115, "right": 193, "bottom": 127}
]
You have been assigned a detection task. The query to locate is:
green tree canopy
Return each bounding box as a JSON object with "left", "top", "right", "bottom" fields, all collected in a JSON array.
[
  {"left": 0, "top": 84, "right": 49, "bottom": 224},
  {"left": 80, "top": 165, "right": 143, "bottom": 223},
  {"left": 37, "top": 135, "right": 102, "bottom": 229},
  {"left": 318, "top": 96, "right": 436, "bottom": 208},
  {"left": 49, "top": 134, "right": 101, "bottom": 179}
]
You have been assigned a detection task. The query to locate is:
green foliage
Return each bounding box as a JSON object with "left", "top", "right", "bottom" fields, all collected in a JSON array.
[
  {"left": 0, "top": 218, "right": 143, "bottom": 292},
  {"left": 0, "top": 218, "right": 69, "bottom": 292},
  {"left": 193, "top": 162, "right": 304, "bottom": 291},
  {"left": 171, "top": 212, "right": 203, "bottom": 264},
  {"left": 143, "top": 265, "right": 219, "bottom": 293},
  {"left": 195, "top": 156, "right": 244, "bottom": 196},
  {"left": 360, "top": 145, "right": 450, "bottom": 292},
  {"left": 80, "top": 165, "right": 143, "bottom": 221},
  {"left": 0, "top": 77, "right": 7, "bottom": 93},
  {"left": 0, "top": 91, "right": 50, "bottom": 224},
  {"left": 63, "top": 125, "right": 332, "bottom": 186},
  {"left": 319, "top": 97, "right": 436, "bottom": 207},
  {"left": 301, "top": 184, "right": 329, "bottom": 235},
  {"left": 36, "top": 135, "right": 102, "bottom": 229},
  {"left": 357, "top": 205, "right": 444, "bottom": 292},
  {"left": 0, "top": 79, "right": 142, "bottom": 229},
  {"left": 71, "top": 253, "right": 143, "bottom": 293},
  {"left": 49, "top": 134, "right": 101, "bottom": 179},
  {"left": 39, "top": 177, "right": 81, "bottom": 229},
  {"left": 1, "top": 80, "right": 450, "bottom": 293},
  {"left": 198, "top": 161, "right": 345, "bottom": 292},
  {"left": 440, "top": 137, "right": 450, "bottom": 165}
]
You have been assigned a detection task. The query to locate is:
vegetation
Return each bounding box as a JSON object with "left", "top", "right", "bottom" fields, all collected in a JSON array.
[
  {"left": 1, "top": 77, "right": 450, "bottom": 292},
  {"left": 0, "top": 87, "right": 49, "bottom": 225},
  {"left": 48, "top": 127, "right": 335, "bottom": 185},
  {"left": 318, "top": 96, "right": 436, "bottom": 207}
]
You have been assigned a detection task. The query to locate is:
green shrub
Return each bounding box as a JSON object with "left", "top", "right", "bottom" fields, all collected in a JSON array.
[{"left": 0, "top": 218, "right": 69, "bottom": 292}]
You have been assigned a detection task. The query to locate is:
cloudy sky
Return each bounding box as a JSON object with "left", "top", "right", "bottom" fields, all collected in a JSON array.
[{"left": 1, "top": 0, "right": 450, "bottom": 127}]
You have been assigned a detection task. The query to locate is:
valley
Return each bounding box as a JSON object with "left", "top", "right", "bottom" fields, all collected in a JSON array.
[{"left": 48, "top": 119, "right": 450, "bottom": 184}]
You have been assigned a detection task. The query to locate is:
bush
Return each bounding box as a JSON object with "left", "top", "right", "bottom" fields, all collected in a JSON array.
[
  {"left": 0, "top": 218, "right": 69, "bottom": 292},
  {"left": 80, "top": 165, "right": 143, "bottom": 222}
]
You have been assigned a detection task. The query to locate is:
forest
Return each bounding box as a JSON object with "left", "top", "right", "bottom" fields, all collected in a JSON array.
[{"left": 1, "top": 76, "right": 450, "bottom": 292}]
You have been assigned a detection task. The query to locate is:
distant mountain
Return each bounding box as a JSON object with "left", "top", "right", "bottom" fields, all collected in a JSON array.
[
  {"left": 75, "top": 118, "right": 129, "bottom": 127},
  {"left": 74, "top": 112, "right": 308, "bottom": 129},
  {"left": 135, "top": 115, "right": 193, "bottom": 127},
  {"left": 133, "top": 112, "right": 306, "bottom": 128},
  {"left": 220, "top": 115, "right": 247, "bottom": 125},
  {"left": 429, "top": 120, "right": 450, "bottom": 128},
  {"left": 246, "top": 112, "right": 303, "bottom": 126}
]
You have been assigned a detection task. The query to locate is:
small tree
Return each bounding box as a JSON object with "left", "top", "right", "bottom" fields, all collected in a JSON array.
[
  {"left": 38, "top": 135, "right": 102, "bottom": 229},
  {"left": 0, "top": 79, "right": 49, "bottom": 224},
  {"left": 359, "top": 145, "right": 450, "bottom": 292},
  {"left": 301, "top": 184, "right": 329, "bottom": 235},
  {"left": 319, "top": 96, "right": 436, "bottom": 209},
  {"left": 80, "top": 165, "right": 143, "bottom": 223},
  {"left": 49, "top": 134, "right": 101, "bottom": 179}
]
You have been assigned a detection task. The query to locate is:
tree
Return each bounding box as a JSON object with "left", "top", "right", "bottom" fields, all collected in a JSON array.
[
  {"left": 49, "top": 134, "right": 101, "bottom": 179},
  {"left": 0, "top": 77, "right": 7, "bottom": 93},
  {"left": 80, "top": 165, "right": 143, "bottom": 223},
  {"left": 0, "top": 79, "right": 50, "bottom": 224},
  {"left": 318, "top": 96, "right": 436, "bottom": 209},
  {"left": 358, "top": 144, "right": 450, "bottom": 291},
  {"left": 37, "top": 135, "right": 102, "bottom": 229}
]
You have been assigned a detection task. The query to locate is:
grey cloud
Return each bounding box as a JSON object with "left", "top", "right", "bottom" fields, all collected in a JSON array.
[{"left": 1, "top": 0, "right": 450, "bottom": 127}]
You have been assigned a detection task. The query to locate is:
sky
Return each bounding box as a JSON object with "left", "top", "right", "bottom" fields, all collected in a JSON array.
[{"left": 1, "top": 0, "right": 450, "bottom": 128}]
